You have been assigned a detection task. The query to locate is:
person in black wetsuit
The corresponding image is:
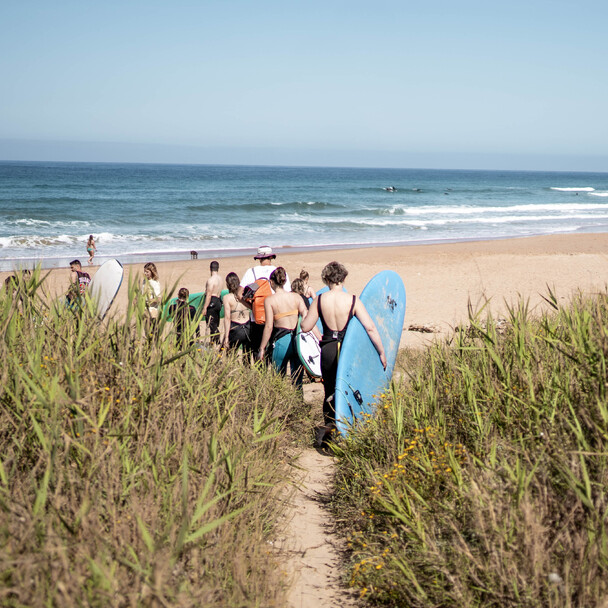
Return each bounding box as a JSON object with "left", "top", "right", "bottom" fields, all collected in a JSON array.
[
  {"left": 169, "top": 287, "right": 199, "bottom": 347},
  {"left": 300, "top": 261, "right": 387, "bottom": 445}
]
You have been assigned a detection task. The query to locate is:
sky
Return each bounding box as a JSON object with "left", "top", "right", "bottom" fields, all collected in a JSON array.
[{"left": 0, "top": 0, "right": 607, "bottom": 170}]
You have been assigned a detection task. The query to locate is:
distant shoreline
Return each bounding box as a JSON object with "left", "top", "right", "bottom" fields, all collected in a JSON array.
[{"left": 2, "top": 228, "right": 607, "bottom": 272}]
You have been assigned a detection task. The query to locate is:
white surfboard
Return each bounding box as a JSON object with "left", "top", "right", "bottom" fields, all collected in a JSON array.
[
  {"left": 88, "top": 259, "right": 124, "bottom": 320},
  {"left": 296, "top": 320, "right": 322, "bottom": 378}
]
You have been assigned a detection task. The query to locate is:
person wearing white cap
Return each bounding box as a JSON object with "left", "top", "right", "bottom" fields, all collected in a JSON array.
[{"left": 237, "top": 246, "right": 291, "bottom": 355}]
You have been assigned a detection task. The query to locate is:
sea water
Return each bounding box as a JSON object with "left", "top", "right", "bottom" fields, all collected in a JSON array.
[{"left": 1, "top": 161, "right": 608, "bottom": 271}]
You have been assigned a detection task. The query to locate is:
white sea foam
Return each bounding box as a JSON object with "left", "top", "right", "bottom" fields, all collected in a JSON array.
[
  {"left": 294, "top": 213, "right": 608, "bottom": 228},
  {"left": 550, "top": 187, "right": 595, "bottom": 192},
  {"left": 589, "top": 192, "right": 608, "bottom": 197},
  {"left": 379, "top": 203, "right": 608, "bottom": 216},
  {"left": 12, "top": 218, "right": 90, "bottom": 228}
]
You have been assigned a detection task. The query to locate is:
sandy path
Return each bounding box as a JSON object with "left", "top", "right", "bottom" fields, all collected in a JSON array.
[
  {"left": 281, "top": 449, "right": 357, "bottom": 608},
  {"left": 275, "top": 383, "right": 357, "bottom": 608}
]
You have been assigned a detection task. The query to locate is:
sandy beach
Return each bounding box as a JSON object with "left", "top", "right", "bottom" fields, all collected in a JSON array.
[{"left": 3, "top": 233, "right": 607, "bottom": 347}]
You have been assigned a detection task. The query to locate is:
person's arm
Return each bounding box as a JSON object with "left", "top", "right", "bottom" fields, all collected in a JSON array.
[
  {"left": 237, "top": 268, "right": 254, "bottom": 302},
  {"left": 354, "top": 300, "right": 387, "bottom": 370},
  {"left": 300, "top": 297, "right": 319, "bottom": 333},
  {"left": 201, "top": 279, "right": 211, "bottom": 317},
  {"left": 299, "top": 297, "right": 322, "bottom": 341},
  {"left": 258, "top": 298, "right": 275, "bottom": 359},
  {"left": 221, "top": 294, "right": 232, "bottom": 347}
]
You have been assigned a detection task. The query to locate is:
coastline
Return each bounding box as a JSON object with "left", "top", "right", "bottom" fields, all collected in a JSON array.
[{"left": 3, "top": 232, "right": 608, "bottom": 348}]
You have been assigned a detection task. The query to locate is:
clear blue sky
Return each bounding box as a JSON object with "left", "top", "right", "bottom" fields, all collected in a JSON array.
[{"left": 1, "top": 0, "right": 606, "bottom": 170}]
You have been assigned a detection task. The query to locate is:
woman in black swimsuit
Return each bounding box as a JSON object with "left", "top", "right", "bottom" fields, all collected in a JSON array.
[{"left": 300, "top": 261, "right": 386, "bottom": 442}]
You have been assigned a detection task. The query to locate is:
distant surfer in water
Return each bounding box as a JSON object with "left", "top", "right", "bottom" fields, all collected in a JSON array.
[{"left": 300, "top": 261, "right": 386, "bottom": 445}]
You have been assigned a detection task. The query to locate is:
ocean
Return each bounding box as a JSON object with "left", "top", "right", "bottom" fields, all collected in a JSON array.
[{"left": 1, "top": 161, "right": 608, "bottom": 271}]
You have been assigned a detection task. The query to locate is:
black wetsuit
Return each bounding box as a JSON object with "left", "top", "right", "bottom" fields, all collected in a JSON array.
[
  {"left": 206, "top": 295, "right": 222, "bottom": 343},
  {"left": 318, "top": 294, "right": 356, "bottom": 426},
  {"left": 169, "top": 302, "right": 199, "bottom": 347},
  {"left": 228, "top": 320, "right": 252, "bottom": 352}
]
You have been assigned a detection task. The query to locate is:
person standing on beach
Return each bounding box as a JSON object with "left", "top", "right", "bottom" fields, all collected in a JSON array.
[
  {"left": 86, "top": 235, "right": 96, "bottom": 265},
  {"left": 237, "top": 246, "right": 291, "bottom": 355},
  {"left": 169, "top": 287, "right": 199, "bottom": 347},
  {"left": 142, "top": 262, "right": 161, "bottom": 322},
  {"left": 66, "top": 259, "right": 91, "bottom": 309},
  {"left": 221, "top": 272, "right": 252, "bottom": 353},
  {"left": 201, "top": 260, "right": 223, "bottom": 344},
  {"left": 301, "top": 261, "right": 386, "bottom": 445},
  {"left": 258, "top": 267, "right": 310, "bottom": 390},
  {"left": 299, "top": 269, "right": 316, "bottom": 299}
]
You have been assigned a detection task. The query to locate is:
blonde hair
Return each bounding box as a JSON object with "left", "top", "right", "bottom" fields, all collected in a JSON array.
[{"left": 144, "top": 262, "right": 159, "bottom": 280}]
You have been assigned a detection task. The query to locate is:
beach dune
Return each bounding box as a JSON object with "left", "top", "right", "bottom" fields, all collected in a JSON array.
[{"left": 2, "top": 233, "right": 607, "bottom": 348}]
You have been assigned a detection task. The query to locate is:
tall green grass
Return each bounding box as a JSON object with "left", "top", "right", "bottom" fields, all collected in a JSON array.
[
  {"left": 0, "top": 270, "right": 311, "bottom": 607},
  {"left": 331, "top": 290, "right": 608, "bottom": 607}
]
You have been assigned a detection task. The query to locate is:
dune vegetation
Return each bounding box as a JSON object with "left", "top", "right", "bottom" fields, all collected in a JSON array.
[
  {"left": 4, "top": 269, "right": 608, "bottom": 607},
  {"left": 0, "top": 270, "right": 312, "bottom": 607},
  {"left": 331, "top": 290, "right": 608, "bottom": 607}
]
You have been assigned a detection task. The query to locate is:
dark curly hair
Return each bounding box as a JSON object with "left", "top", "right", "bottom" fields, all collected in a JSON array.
[{"left": 321, "top": 261, "right": 348, "bottom": 286}]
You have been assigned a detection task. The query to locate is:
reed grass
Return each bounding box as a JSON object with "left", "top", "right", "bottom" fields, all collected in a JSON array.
[
  {"left": 0, "top": 269, "right": 311, "bottom": 607},
  {"left": 331, "top": 289, "right": 608, "bottom": 607}
]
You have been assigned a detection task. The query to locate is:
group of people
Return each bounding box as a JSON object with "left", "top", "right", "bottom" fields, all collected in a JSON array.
[
  {"left": 155, "top": 245, "right": 386, "bottom": 442},
  {"left": 69, "top": 244, "right": 386, "bottom": 443}
]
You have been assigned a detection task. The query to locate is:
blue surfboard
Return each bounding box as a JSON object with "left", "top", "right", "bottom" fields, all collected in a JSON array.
[{"left": 334, "top": 270, "right": 406, "bottom": 436}]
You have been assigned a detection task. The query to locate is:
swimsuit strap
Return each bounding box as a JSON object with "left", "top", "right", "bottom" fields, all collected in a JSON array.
[
  {"left": 274, "top": 309, "right": 298, "bottom": 321},
  {"left": 346, "top": 295, "right": 356, "bottom": 327},
  {"left": 318, "top": 293, "right": 356, "bottom": 335}
]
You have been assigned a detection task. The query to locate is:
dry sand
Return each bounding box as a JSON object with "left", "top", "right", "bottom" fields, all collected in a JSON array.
[{"left": 4, "top": 233, "right": 607, "bottom": 348}]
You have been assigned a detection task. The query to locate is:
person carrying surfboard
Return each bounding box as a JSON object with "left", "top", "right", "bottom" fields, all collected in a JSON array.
[
  {"left": 66, "top": 259, "right": 91, "bottom": 311},
  {"left": 258, "top": 267, "right": 314, "bottom": 390},
  {"left": 300, "top": 261, "right": 387, "bottom": 443}
]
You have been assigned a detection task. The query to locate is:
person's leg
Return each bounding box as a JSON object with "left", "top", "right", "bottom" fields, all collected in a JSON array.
[
  {"left": 288, "top": 337, "right": 304, "bottom": 391},
  {"left": 271, "top": 332, "right": 290, "bottom": 376},
  {"left": 207, "top": 296, "right": 221, "bottom": 344},
  {"left": 320, "top": 341, "right": 339, "bottom": 427}
]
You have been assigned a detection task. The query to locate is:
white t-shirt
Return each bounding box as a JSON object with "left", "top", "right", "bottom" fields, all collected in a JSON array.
[
  {"left": 143, "top": 278, "right": 161, "bottom": 308},
  {"left": 240, "top": 264, "right": 291, "bottom": 321},
  {"left": 240, "top": 265, "right": 291, "bottom": 291}
]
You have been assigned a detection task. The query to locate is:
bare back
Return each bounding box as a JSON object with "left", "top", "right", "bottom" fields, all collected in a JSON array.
[
  {"left": 205, "top": 273, "right": 223, "bottom": 297},
  {"left": 267, "top": 290, "right": 306, "bottom": 330},
  {"left": 317, "top": 289, "right": 356, "bottom": 331}
]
